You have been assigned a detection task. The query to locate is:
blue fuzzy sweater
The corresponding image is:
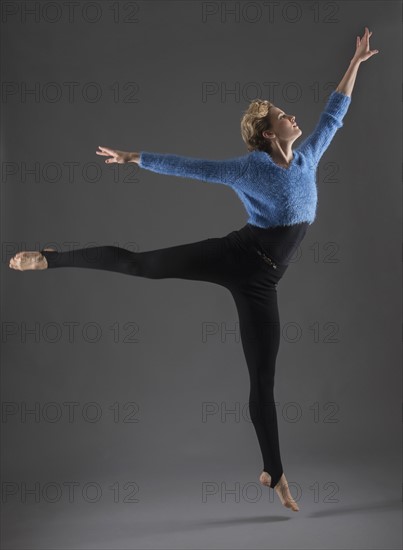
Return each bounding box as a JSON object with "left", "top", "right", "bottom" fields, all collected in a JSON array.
[{"left": 139, "top": 90, "right": 351, "bottom": 228}]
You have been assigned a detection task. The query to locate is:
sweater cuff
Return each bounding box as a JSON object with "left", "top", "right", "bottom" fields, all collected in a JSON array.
[
  {"left": 139, "top": 151, "right": 155, "bottom": 168},
  {"left": 325, "top": 90, "right": 352, "bottom": 121}
]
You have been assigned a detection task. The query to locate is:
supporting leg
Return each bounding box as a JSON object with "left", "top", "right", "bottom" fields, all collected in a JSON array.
[{"left": 230, "top": 286, "right": 283, "bottom": 489}]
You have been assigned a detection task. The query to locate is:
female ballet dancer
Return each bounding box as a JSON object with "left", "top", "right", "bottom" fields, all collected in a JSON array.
[{"left": 9, "top": 28, "right": 378, "bottom": 512}]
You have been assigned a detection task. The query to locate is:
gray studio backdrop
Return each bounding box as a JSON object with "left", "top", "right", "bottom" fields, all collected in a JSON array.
[{"left": 2, "top": 1, "right": 401, "bottom": 549}]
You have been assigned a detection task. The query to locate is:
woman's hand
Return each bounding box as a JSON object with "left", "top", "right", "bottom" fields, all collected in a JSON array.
[
  {"left": 96, "top": 146, "right": 140, "bottom": 164},
  {"left": 352, "top": 27, "right": 379, "bottom": 63}
]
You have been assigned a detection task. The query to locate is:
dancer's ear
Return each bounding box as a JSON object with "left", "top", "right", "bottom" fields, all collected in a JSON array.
[{"left": 262, "top": 130, "right": 275, "bottom": 140}]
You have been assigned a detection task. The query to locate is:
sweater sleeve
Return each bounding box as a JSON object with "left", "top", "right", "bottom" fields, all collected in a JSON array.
[
  {"left": 138, "top": 151, "right": 250, "bottom": 187},
  {"left": 296, "top": 90, "right": 352, "bottom": 164}
]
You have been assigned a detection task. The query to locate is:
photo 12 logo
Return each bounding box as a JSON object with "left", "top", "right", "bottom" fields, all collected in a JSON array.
[{"left": 1, "top": 1, "right": 141, "bottom": 24}]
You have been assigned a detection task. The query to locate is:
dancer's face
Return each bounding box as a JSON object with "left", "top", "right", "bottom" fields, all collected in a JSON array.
[{"left": 263, "top": 106, "right": 302, "bottom": 142}]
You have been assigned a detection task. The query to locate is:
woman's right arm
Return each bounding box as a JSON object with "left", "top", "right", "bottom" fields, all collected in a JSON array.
[
  {"left": 296, "top": 90, "right": 352, "bottom": 165},
  {"left": 297, "top": 27, "right": 378, "bottom": 166},
  {"left": 96, "top": 146, "right": 250, "bottom": 187}
]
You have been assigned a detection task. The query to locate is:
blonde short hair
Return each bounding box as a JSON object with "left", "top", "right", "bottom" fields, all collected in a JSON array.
[{"left": 240, "top": 99, "right": 274, "bottom": 153}]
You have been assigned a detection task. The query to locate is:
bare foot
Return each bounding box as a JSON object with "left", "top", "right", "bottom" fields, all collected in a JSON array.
[
  {"left": 9, "top": 249, "right": 56, "bottom": 271},
  {"left": 259, "top": 471, "right": 300, "bottom": 512}
]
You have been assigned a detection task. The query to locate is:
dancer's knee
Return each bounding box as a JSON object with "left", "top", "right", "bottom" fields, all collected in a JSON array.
[{"left": 133, "top": 252, "right": 164, "bottom": 279}]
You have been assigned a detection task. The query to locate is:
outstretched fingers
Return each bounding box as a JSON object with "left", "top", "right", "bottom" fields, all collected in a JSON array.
[
  {"left": 96, "top": 146, "right": 116, "bottom": 163},
  {"left": 96, "top": 146, "right": 113, "bottom": 156},
  {"left": 355, "top": 26, "right": 379, "bottom": 61}
]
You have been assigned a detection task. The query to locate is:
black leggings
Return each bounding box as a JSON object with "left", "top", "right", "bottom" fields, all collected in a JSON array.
[{"left": 41, "top": 224, "right": 289, "bottom": 488}]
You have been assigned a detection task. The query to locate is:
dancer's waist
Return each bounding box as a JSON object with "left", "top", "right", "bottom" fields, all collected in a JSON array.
[{"left": 239, "top": 222, "right": 309, "bottom": 267}]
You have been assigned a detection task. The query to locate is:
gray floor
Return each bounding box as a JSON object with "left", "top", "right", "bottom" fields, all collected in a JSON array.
[{"left": 2, "top": 458, "right": 401, "bottom": 549}]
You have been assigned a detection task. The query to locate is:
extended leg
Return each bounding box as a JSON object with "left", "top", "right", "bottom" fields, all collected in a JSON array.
[{"left": 41, "top": 236, "right": 237, "bottom": 288}]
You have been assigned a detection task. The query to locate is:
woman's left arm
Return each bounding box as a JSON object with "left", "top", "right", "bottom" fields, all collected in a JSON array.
[{"left": 336, "top": 26, "right": 379, "bottom": 97}]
